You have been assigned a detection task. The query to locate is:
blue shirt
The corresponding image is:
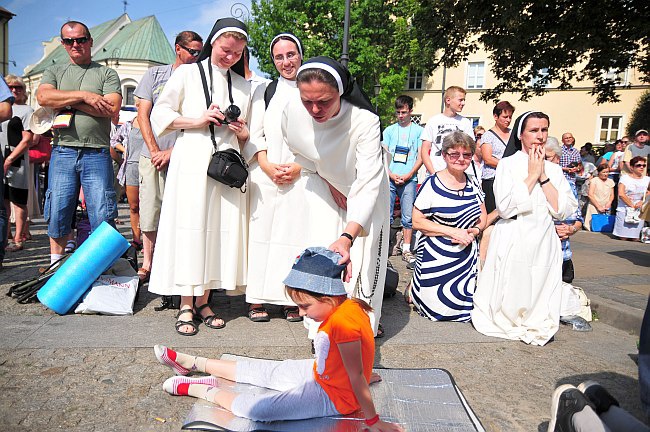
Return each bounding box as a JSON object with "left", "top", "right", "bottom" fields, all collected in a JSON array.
[
  {"left": 384, "top": 122, "right": 423, "bottom": 181},
  {"left": 0, "top": 78, "right": 15, "bottom": 104}
]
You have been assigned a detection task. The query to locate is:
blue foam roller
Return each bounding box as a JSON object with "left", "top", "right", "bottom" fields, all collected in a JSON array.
[{"left": 37, "top": 221, "right": 130, "bottom": 314}]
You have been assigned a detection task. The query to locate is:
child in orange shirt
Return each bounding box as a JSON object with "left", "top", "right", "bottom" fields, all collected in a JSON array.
[{"left": 154, "top": 247, "right": 403, "bottom": 431}]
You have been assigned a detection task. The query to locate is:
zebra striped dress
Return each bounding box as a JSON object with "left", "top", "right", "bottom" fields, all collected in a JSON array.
[{"left": 411, "top": 173, "right": 484, "bottom": 322}]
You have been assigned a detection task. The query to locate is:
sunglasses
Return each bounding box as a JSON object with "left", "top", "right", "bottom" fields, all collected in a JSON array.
[
  {"left": 446, "top": 151, "right": 473, "bottom": 161},
  {"left": 179, "top": 44, "right": 200, "bottom": 57},
  {"left": 62, "top": 37, "right": 89, "bottom": 46},
  {"left": 8, "top": 85, "right": 24, "bottom": 91},
  {"left": 634, "top": 164, "right": 647, "bottom": 168}
]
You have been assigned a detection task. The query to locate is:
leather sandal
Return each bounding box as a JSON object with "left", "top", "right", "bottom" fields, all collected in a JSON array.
[
  {"left": 282, "top": 306, "right": 303, "bottom": 322},
  {"left": 195, "top": 303, "right": 226, "bottom": 329},
  {"left": 248, "top": 306, "right": 270, "bottom": 322},
  {"left": 175, "top": 308, "right": 198, "bottom": 336}
]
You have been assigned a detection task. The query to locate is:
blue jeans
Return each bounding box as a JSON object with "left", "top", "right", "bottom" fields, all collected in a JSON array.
[
  {"left": 390, "top": 180, "right": 416, "bottom": 229},
  {"left": 44, "top": 146, "right": 117, "bottom": 239}
]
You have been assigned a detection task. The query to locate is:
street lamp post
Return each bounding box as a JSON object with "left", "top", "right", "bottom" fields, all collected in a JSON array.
[{"left": 340, "top": 0, "right": 351, "bottom": 68}]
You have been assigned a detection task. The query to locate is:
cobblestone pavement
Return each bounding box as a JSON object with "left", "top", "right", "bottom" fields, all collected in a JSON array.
[{"left": 0, "top": 208, "right": 647, "bottom": 431}]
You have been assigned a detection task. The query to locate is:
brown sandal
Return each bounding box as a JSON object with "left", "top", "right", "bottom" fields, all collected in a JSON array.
[{"left": 282, "top": 306, "right": 303, "bottom": 322}]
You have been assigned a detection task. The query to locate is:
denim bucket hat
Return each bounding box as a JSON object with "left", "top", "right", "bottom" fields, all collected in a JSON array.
[{"left": 283, "top": 247, "right": 347, "bottom": 296}]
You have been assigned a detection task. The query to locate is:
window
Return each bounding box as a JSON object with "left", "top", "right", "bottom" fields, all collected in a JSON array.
[
  {"left": 466, "top": 61, "right": 485, "bottom": 89},
  {"left": 603, "top": 68, "right": 628, "bottom": 86},
  {"left": 598, "top": 116, "right": 622, "bottom": 142},
  {"left": 411, "top": 114, "right": 423, "bottom": 125},
  {"left": 466, "top": 117, "right": 481, "bottom": 129},
  {"left": 406, "top": 70, "right": 424, "bottom": 90},
  {"left": 529, "top": 68, "right": 550, "bottom": 87},
  {"left": 124, "top": 85, "right": 136, "bottom": 106}
]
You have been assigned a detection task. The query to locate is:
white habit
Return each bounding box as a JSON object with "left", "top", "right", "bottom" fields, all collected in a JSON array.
[
  {"left": 246, "top": 77, "right": 304, "bottom": 305},
  {"left": 471, "top": 151, "right": 577, "bottom": 346},
  {"left": 283, "top": 99, "right": 390, "bottom": 333},
  {"left": 147, "top": 59, "right": 263, "bottom": 297}
]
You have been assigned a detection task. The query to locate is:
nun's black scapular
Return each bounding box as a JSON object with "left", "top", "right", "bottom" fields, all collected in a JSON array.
[
  {"left": 197, "top": 17, "right": 248, "bottom": 77},
  {"left": 297, "top": 56, "right": 377, "bottom": 116}
]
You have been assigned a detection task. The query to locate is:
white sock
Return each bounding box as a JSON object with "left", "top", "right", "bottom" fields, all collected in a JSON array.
[
  {"left": 51, "top": 254, "right": 64, "bottom": 265},
  {"left": 188, "top": 383, "right": 221, "bottom": 402},
  {"left": 403, "top": 244, "right": 411, "bottom": 253}
]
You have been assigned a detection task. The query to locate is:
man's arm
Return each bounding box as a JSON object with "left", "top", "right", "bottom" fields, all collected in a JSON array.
[
  {"left": 0, "top": 101, "right": 10, "bottom": 122},
  {"left": 421, "top": 140, "right": 435, "bottom": 174},
  {"left": 137, "top": 98, "right": 160, "bottom": 155},
  {"left": 37, "top": 83, "right": 118, "bottom": 117},
  {"left": 72, "top": 92, "right": 121, "bottom": 118}
]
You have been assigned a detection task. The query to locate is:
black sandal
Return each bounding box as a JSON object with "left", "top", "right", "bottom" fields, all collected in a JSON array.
[
  {"left": 248, "top": 306, "right": 270, "bottom": 322},
  {"left": 175, "top": 308, "right": 199, "bottom": 336},
  {"left": 282, "top": 306, "right": 303, "bottom": 322},
  {"left": 195, "top": 303, "right": 226, "bottom": 329}
]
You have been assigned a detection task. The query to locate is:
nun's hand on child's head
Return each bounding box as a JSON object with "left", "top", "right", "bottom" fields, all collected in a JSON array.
[{"left": 328, "top": 238, "right": 352, "bottom": 283}]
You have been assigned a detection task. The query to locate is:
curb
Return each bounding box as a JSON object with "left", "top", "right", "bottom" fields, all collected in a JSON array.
[{"left": 588, "top": 292, "right": 645, "bottom": 336}]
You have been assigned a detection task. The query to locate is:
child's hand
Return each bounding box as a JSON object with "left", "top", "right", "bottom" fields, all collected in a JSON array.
[{"left": 365, "top": 419, "right": 405, "bottom": 432}]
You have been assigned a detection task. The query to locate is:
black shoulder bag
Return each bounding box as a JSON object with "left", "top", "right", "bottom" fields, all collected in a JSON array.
[{"left": 197, "top": 62, "right": 248, "bottom": 192}]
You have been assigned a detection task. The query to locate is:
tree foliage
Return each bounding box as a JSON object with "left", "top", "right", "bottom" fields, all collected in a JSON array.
[
  {"left": 412, "top": 0, "right": 649, "bottom": 104},
  {"left": 248, "top": 0, "right": 417, "bottom": 124},
  {"left": 249, "top": 0, "right": 649, "bottom": 112},
  {"left": 627, "top": 91, "right": 650, "bottom": 137}
]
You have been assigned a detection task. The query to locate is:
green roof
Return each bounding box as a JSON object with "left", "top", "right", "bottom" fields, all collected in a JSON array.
[{"left": 25, "top": 14, "right": 174, "bottom": 76}]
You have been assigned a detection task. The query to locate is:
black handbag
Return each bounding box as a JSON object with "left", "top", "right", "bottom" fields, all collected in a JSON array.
[
  {"left": 197, "top": 62, "right": 248, "bottom": 191},
  {"left": 206, "top": 148, "right": 248, "bottom": 189}
]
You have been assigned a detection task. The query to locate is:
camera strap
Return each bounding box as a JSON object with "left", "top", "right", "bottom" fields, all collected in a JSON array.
[{"left": 197, "top": 61, "right": 235, "bottom": 150}]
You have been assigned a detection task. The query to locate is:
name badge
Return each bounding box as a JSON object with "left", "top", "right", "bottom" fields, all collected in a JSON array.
[{"left": 393, "top": 145, "right": 409, "bottom": 164}]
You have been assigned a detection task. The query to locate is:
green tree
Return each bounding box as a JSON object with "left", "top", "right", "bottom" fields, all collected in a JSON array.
[
  {"left": 411, "top": 0, "right": 649, "bottom": 104},
  {"left": 248, "top": 0, "right": 416, "bottom": 124},
  {"left": 626, "top": 91, "right": 650, "bottom": 137}
]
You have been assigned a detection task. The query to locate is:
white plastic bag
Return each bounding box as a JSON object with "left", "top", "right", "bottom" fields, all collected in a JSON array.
[
  {"left": 560, "top": 282, "right": 592, "bottom": 322},
  {"left": 75, "top": 259, "right": 138, "bottom": 315}
]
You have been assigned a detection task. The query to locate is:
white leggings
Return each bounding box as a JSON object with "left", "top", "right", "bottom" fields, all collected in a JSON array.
[{"left": 231, "top": 358, "right": 339, "bottom": 422}]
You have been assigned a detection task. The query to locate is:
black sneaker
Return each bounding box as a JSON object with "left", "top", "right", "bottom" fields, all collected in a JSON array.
[
  {"left": 549, "top": 385, "right": 595, "bottom": 432},
  {"left": 577, "top": 381, "right": 619, "bottom": 415}
]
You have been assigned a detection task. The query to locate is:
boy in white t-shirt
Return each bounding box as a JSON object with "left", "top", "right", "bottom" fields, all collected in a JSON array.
[{"left": 420, "top": 86, "right": 475, "bottom": 176}]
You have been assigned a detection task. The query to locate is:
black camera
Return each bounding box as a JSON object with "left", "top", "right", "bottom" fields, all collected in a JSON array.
[
  {"left": 568, "top": 161, "right": 579, "bottom": 168},
  {"left": 219, "top": 104, "right": 241, "bottom": 125}
]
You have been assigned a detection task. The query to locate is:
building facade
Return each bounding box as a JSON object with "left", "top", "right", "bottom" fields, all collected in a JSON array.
[{"left": 404, "top": 48, "right": 648, "bottom": 147}]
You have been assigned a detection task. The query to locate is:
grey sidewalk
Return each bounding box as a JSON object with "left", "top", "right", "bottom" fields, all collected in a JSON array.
[{"left": 0, "top": 210, "right": 647, "bottom": 431}]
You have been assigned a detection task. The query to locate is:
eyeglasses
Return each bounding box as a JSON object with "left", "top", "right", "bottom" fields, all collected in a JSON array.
[
  {"left": 445, "top": 151, "right": 473, "bottom": 161},
  {"left": 545, "top": 154, "right": 557, "bottom": 161},
  {"left": 62, "top": 37, "right": 89, "bottom": 46},
  {"left": 273, "top": 52, "right": 299, "bottom": 63},
  {"left": 178, "top": 44, "right": 200, "bottom": 57},
  {"left": 621, "top": 140, "right": 630, "bottom": 143},
  {"left": 634, "top": 164, "right": 647, "bottom": 168}
]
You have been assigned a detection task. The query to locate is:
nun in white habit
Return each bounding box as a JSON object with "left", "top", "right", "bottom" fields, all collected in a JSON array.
[
  {"left": 471, "top": 111, "right": 577, "bottom": 346},
  {"left": 282, "top": 56, "right": 390, "bottom": 336},
  {"left": 148, "top": 18, "right": 264, "bottom": 336}
]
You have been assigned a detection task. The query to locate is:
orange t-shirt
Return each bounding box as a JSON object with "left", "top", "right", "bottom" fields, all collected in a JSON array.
[{"left": 313, "top": 299, "right": 375, "bottom": 414}]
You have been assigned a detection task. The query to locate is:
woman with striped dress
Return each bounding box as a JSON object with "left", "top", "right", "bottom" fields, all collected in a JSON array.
[{"left": 410, "top": 131, "right": 486, "bottom": 321}]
